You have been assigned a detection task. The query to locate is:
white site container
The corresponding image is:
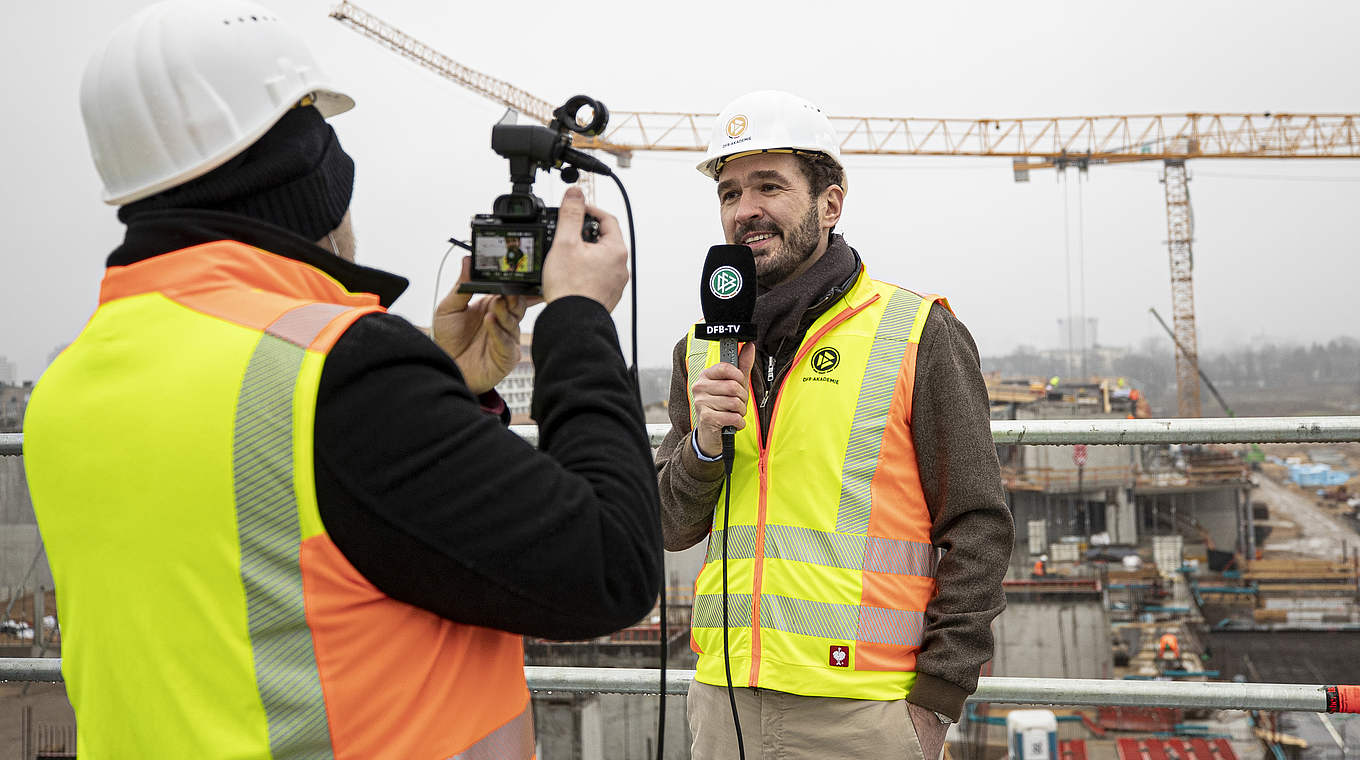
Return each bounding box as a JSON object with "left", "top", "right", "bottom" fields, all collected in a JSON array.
[
  {"left": 1049, "top": 542, "right": 1081, "bottom": 563},
  {"left": 1152, "top": 535, "right": 1184, "bottom": 576},
  {"left": 1006, "top": 709, "right": 1057, "bottom": 760},
  {"left": 1028, "top": 520, "right": 1048, "bottom": 556}
]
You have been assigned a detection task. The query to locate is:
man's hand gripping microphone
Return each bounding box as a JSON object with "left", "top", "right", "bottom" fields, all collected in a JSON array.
[{"left": 696, "top": 244, "right": 759, "bottom": 461}]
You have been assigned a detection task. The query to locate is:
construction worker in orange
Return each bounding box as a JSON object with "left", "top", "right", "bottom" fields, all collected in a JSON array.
[
  {"left": 1158, "top": 633, "right": 1181, "bottom": 661},
  {"left": 21, "top": 1, "right": 660, "bottom": 757},
  {"left": 1032, "top": 554, "right": 1049, "bottom": 578}
]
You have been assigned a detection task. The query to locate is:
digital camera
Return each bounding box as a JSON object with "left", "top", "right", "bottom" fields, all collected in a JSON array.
[{"left": 459, "top": 96, "right": 610, "bottom": 296}]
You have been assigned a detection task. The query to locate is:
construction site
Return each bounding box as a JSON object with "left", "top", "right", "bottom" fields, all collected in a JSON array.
[{"left": 1, "top": 1, "right": 1359, "bottom": 759}]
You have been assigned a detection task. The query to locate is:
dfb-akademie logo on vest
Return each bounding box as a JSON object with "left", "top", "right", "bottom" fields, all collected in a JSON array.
[
  {"left": 805, "top": 347, "right": 841, "bottom": 385},
  {"left": 709, "top": 266, "right": 742, "bottom": 300}
]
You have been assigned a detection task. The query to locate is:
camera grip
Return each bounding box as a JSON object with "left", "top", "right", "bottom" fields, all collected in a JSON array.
[{"left": 582, "top": 214, "right": 601, "bottom": 244}]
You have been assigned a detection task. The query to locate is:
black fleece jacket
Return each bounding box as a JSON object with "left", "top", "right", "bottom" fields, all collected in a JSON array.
[{"left": 110, "top": 209, "right": 662, "bottom": 640}]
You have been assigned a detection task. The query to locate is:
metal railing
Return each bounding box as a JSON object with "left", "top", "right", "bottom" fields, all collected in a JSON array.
[
  {"left": 4, "top": 416, "right": 1358, "bottom": 456},
  {"left": 3, "top": 414, "right": 1359, "bottom": 716},
  {"left": 0, "top": 659, "right": 1352, "bottom": 713}
]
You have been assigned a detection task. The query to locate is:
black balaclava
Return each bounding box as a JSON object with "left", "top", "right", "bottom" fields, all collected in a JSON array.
[{"left": 119, "top": 105, "right": 353, "bottom": 242}]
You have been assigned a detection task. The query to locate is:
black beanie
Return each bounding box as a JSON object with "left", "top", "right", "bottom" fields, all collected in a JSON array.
[{"left": 119, "top": 106, "right": 354, "bottom": 242}]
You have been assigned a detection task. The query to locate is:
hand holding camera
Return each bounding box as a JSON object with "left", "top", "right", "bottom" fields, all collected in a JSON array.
[
  {"left": 542, "top": 188, "right": 628, "bottom": 311},
  {"left": 433, "top": 258, "right": 533, "bottom": 395}
]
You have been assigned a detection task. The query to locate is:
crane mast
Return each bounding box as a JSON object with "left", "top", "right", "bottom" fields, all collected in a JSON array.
[{"left": 1161, "top": 161, "right": 1203, "bottom": 417}]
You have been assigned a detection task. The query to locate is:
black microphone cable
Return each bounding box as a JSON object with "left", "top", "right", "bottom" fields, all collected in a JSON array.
[
  {"left": 602, "top": 169, "right": 669, "bottom": 760},
  {"left": 721, "top": 431, "right": 748, "bottom": 760}
]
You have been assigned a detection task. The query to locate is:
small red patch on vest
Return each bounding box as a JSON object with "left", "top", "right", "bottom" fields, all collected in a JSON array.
[{"left": 829, "top": 645, "right": 850, "bottom": 667}]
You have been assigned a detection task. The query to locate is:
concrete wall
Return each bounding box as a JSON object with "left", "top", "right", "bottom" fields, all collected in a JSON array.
[
  {"left": 0, "top": 457, "right": 34, "bottom": 524},
  {"left": 1135, "top": 487, "right": 1245, "bottom": 554},
  {"left": 1020, "top": 443, "right": 1134, "bottom": 493},
  {"left": 0, "top": 457, "right": 50, "bottom": 597},
  {"left": 1010, "top": 489, "right": 1137, "bottom": 562},
  {"left": 532, "top": 693, "right": 690, "bottom": 760},
  {"left": 991, "top": 596, "right": 1113, "bottom": 679}
]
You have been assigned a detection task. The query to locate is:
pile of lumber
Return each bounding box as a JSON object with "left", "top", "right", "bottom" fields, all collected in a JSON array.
[{"left": 1243, "top": 558, "right": 1357, "bottom": 584}]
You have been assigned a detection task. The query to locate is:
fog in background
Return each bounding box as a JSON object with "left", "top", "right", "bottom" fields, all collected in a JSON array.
[{"left": 4, "top": 0, "right": 1359, "bottom": 382}]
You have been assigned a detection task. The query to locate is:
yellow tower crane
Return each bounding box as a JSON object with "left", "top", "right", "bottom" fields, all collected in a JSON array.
[{"left": 331, "top": 1, "right": 1360, "bottom": 417}]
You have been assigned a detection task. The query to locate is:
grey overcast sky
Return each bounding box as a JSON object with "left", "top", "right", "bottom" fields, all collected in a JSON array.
[{"left": 4, "top": 0, "right": 1359, "bottom": 383}]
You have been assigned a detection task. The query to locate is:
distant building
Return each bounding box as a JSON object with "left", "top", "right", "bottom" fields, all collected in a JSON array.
[
  {"left": 0, "top": 356, "right": 15, "bottom": 386},
  {"left": 0, "top": 382, "right": 33, "bottom": 432},
  {"left": 988, "top": 375, "right": 1253, "bottom": 570},
  {"left": 46, "top": 343, "right": 70, "bottom": 369},
  {"left": 498, "top": 333, "right": 535, "bottom": 424}
]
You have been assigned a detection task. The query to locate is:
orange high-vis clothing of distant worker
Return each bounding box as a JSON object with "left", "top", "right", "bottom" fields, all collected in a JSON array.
[{"left": 1158, "top": 633, "right": 1180, "bottom": 660}]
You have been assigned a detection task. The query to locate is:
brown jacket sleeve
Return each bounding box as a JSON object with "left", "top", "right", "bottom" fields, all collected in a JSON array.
[
  {"left": 656, "top": 336, "right": 725, "bottom": 551},
  {"left": 905, "top": 306, "right": 1015, "bottom": 721}
]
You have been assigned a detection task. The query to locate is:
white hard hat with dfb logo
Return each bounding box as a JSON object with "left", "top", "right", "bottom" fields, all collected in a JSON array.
[{"left": 696, "top": 90, "right": 843, "bottom": 181}]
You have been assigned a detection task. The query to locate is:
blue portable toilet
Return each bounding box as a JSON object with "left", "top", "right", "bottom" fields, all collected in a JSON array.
[{"left": 1007, "top": 709, "right": 1058, "bottom": 760}]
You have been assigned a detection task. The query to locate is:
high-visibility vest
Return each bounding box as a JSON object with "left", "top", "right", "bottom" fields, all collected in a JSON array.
[
  {"left": 24, "top": 241, "right": 534, "bottom": 759},
  {"left": 1159, "top": 634, "right": 1180, "bottom": 658},
  {"left": 684, "top": 266, "right": 946, "bottom": 701}
]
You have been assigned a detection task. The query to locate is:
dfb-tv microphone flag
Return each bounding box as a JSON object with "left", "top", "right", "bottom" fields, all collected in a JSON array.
[{"left": 696, "top": 244, "right": 758, "bottom": 345}]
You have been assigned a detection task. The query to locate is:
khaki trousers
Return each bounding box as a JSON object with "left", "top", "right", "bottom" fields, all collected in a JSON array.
[{"left": 688, "top": 681, "right": 936, "bottom": 760}]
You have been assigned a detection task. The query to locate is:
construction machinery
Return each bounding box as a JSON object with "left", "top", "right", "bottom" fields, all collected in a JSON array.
[{"left": 330, "top": 1, "right": 1360, "bottom": 417}]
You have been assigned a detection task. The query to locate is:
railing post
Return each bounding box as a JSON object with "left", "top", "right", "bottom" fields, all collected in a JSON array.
[{"left": 33, "top": 587, "right": 43, "bottom": 651}]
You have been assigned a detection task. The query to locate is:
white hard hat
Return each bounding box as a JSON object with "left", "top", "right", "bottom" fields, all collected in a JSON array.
[
  {"left": 697, "top": 90, "right": 843, "bottom": 180},
  {"left": 81, "top": 0, "right": 355, "bottom": 205}
]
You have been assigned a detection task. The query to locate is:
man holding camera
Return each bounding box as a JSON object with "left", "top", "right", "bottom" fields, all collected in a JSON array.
[
  {"left": 657, "top": 91, "right": 1014, "bottom": 759},
  {"left": 22, "top": 2, "right": 660, "bottom": 757}
]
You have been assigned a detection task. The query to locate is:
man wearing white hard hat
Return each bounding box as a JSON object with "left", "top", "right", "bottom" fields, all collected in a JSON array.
[
  {"left": 657, "top": 91, "right": 1013, "bottom": 759},
  {"left": 23, "top": 1, "right": 662, "bottom": 757}
]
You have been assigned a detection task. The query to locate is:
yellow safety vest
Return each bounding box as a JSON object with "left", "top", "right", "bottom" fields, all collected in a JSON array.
[
  {"left": 685, "top": 266, "right": 946, "bottom": 701},
  {"left": 25, "top": 241, "right": 534, "bottom": 759}
]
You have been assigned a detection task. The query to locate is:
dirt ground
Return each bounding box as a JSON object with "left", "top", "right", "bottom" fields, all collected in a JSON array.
[{"left": 1249, "top": 443, "right": 1360, "bottom": 560}]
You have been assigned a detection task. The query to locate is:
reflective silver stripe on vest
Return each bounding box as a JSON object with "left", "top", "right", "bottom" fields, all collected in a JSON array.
[
  {"left": 234, "top": 307, "right": 340, "bottom": 759},
  {"left": 706, "top": 526, "right": 935, "bottom": 578},
  {"left": 857, "top": 607, "right": 926, "bottom": 646},
  {"left": 835, "top": 289, "right": 923, "bottom": 534},
  {"left": 704, "top": 526, "right": 758, "bottom": 563},
  {"left": 685, "top": 335, "right": 711, "bottom": 429},
  {"left": 694, "top": 594, "right": 925, "bottom": 647},
  {"left": 266, "top": 302, "right": 351, "bottom": 348},
  {"left": 448, "top": 702, "right": 535, "bottom": 760},
  {"left": 693, "top": 593, "right": 754, "bottom": 628},
  {"left": 864, "top": 536, "right": 937, "bottom": 577},
  {"left": 763, "top": 524, "right": 870, "bottom": 570},
  {"left": 761, "top": 595, "right": 859, "bottom": 640}
]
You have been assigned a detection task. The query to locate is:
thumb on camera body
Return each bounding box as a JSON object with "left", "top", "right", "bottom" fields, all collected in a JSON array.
[{"left": 542, "top": 187, "right": 628, "bottom": 311}]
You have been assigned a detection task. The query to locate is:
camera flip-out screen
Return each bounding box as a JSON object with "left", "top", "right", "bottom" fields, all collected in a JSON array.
[{"left": 473, "top": 228, "right": 543, "bottom": 284}]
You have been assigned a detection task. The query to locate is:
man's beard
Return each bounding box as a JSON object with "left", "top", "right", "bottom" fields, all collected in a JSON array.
[{"left": 739, "top": 203, "right": 822, "bottom": 288}]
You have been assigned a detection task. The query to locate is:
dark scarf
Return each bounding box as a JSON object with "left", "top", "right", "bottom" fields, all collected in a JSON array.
[{"left": 751, "top": 233, "right": 859, "bottom": 353}]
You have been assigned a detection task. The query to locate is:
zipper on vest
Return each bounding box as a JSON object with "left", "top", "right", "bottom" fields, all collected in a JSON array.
[
  {"left": 744, "top": 293, "right": 880, "bottom": 688},
  {"left": 759, "top": 355, "right": 774, "bottom": 409}
]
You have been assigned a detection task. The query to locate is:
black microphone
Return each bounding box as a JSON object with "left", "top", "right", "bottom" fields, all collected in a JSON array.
[{"left": 695, "top": 244, "right": 758, "bottom": 462}]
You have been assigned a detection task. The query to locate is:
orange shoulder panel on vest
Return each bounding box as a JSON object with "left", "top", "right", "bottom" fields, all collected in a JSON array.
[{"left": 100, "top": 242, "right": 383, "bottom": 350}]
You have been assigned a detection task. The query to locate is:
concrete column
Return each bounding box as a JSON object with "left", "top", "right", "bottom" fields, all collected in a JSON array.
[{"left": 1106, "top": 488, "right": 1137, "bottom": 545}]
